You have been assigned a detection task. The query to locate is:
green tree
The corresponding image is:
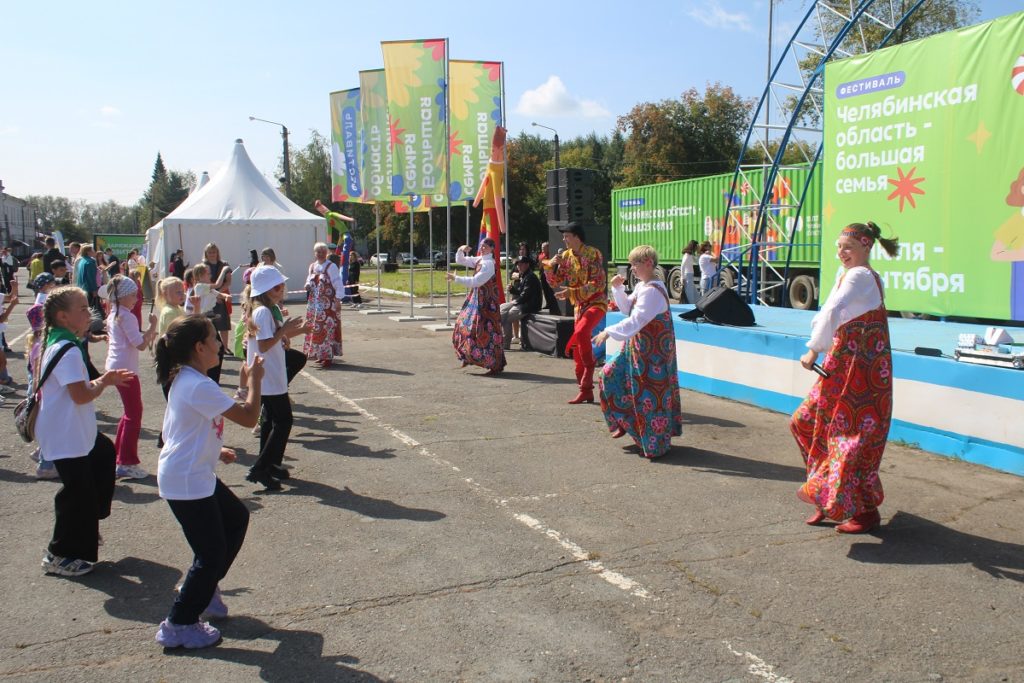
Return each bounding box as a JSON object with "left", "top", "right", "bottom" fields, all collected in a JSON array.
[
  {"left": 286, "top": 129, "right": 332, "bottom": 214},
  {"left": 617, "top": 83, "right": 753, "bottom": 187},
  {"left": 139, "top": 153, "right": 193, "bottom": 228}
]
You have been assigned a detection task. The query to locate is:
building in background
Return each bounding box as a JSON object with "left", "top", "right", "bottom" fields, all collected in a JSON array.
[{"left": 0, "top": 179, "right": 40, "bottom": 260}]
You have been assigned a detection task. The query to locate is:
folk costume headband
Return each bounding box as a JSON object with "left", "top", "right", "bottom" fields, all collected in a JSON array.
[{"left": 841, "top": 225, "right": 874, "bottom": 248}]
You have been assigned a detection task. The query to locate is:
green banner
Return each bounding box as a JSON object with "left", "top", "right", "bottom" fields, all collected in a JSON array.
[
  {"left": 823, "top": 10, "right": 1024, "bottom": 320},
  {"left": 446, "top": 60, "right": 502, "bottom": 203},
  {"left": 382, "top": 39, "right": 448, "bottom": 198},
  {"left": 358, "top": 69, "right": 395, "bottom": 202},
  {"left": 94, "top": 233, "right": 147, "bottom": 261},
  {"left": 330, "top": 88, "right": 363, "bottom": 203}
]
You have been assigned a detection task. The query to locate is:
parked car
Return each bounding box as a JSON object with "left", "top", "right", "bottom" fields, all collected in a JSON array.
[
  {"left": 369, "top": 253, "right": 389, "bottom": 267},
  {"left": 399, "top": 252, "right": 419, "bottom": 265},
  {"left": 432, "top": 251, "right": 456, "bottom": 269}
]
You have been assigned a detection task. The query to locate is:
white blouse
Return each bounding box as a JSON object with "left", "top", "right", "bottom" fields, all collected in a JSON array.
[
  {"left": 807, "top": 266, "right": 883, "bottom": 352},
  {"left": 453, "top": 252, "right": 495, "bottom": 288},
  {"left": 306, "top": 259, "right": 344, "bottom": 294},
  {"left": 606, "top": 280, "right": 670, "bottom": 341}
]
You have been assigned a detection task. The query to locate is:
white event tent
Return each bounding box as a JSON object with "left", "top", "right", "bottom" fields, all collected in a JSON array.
[{"left": 146, "top": 139, "right": 325, "bottom": 294}]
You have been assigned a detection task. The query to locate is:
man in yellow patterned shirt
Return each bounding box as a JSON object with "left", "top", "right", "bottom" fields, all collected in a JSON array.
[{"left": 543, "top": 222, "right": 607, "bottom": 404}]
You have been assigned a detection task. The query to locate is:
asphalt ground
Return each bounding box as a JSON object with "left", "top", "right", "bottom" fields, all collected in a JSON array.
[{"left": 1, "top": 280, "right": 1023, "bottom": 682}]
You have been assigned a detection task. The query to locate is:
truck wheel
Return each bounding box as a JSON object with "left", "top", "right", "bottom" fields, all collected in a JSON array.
[
  {"left": 789, "top": 274, "right": 816, "bottom": 310},
  {"left": 666, "top": 267, "right": 682, "bottom": 301},
  {"left": 626, "top": 266, "right": 637, "bottom": 291}
]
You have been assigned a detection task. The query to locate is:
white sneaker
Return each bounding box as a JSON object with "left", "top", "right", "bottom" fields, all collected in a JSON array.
[
  {"left": 115, "top": 464, "right": 149, "bottom": 479},
  {"left": 35, "top": 460, "right": 59, "bottom": 479}
]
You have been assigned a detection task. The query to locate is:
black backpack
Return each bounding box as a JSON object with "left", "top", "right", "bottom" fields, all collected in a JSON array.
[{"left": 679, "top": 286, "right": 756, "bottom": 327}]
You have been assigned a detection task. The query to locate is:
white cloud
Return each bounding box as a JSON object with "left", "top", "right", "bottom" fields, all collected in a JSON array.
[
  {"left": 515, "top": 76, "right": 610, "bottom": 119},
  {"left": 686, "top": 1, "right": 753, "bottom": 32},
  {"left": 100, "top": 105, "right": 122, "bottom": 117}
]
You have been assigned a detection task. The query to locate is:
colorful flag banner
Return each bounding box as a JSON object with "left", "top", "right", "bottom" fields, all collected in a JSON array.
[
  {"left": 381, "top": 39, "right": 448, "bottom": 198},
  {"left": 330, "top": 88, "right": 363, "bottom": 203},
  {"left": 394, "top": 194, "right": 431, "bottom": 213},
  {"left": 358, "top": 69, "right": 396, "bottom": 202},
  {"left": 447, "top": 60, "right": 502, "bottom": 202}
]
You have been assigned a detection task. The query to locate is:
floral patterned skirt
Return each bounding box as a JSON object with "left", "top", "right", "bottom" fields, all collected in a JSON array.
[
  {"left": 599, "top": 311, "right": 682, "bottom": 458},
  {"left": 790, "top": 307, "right": 892, "bottom": 520},
  {"left": 303, "top": 288, "right": 342, "bottom": 363},
  {"left": 452, "top": 281, "right": 506, "bottom": 372}
]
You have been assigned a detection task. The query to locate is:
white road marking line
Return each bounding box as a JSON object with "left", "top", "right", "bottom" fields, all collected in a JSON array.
[
  {"left": 7, "top": 328, "right": 30, "bottom": 347},
  {"left": 725, "top": 642, "right": 795, "bottom": 683},
  {"left": 300, "top": 369, "right": 654, "bottom": 601},
  {"left": 348, "top": 396, "right": 403, "bottom": 402}
]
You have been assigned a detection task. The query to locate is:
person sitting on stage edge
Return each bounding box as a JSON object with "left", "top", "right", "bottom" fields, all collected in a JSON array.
[
  {"left": 593, "top": 245, "right": 682, "bottom": 459},
  {"left": 791, "top": 220, "right": 899, "bottom": 534},
  {"left": 543, "top": 221, "right": 607, "bottom": 404},
  {"left": 501, "top": 255, "right": 541, "bottom": 349}
]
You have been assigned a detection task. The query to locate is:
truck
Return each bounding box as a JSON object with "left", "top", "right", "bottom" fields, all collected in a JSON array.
[{"left": 610, "top": 166, "right": 823, "bottom": 309}]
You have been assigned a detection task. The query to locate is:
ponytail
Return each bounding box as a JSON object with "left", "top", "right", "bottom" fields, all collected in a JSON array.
[
  {"left": 154, "top": 315, "right": 213, "bottom": 386},
  {"left": 864, "top": 221, "right": 900, "bottom": 258},
  {"left": 844, "top": 221, "right": 900, "bottom": 258}
]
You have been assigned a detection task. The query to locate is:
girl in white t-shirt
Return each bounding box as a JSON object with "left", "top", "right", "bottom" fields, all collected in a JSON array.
[
  {"left": 103, "top": 275, "right": 158, "bottom": 479},
  {"left": 37, "top": 286, "right": 133, "bottom": 578},
  {"left": 153, "top": 315, "right": 264, "bottom": 649},
  {"left": 698, "top": 241, "right": 716, "bottom": 295},
  {"left": 244, "top": 265, "right": 307, "bottom": 491}
]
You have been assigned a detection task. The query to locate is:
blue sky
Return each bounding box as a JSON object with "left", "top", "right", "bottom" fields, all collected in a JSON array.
[{"left": 1, "top": 0, "right": 1019, "bottom": 205}]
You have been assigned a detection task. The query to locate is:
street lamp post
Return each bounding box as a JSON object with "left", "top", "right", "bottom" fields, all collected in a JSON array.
[
  {"left": 532, "top": 121, "right": 561, "bottom": 224},
  {"left": 249, "top": 116, "right": 291, "bottom": 198},
  {"left": 531, "top": 122, "right": 560, "bottom": 172}
]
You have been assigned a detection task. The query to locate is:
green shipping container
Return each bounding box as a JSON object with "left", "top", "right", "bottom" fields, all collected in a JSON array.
[{"left": 610, "top": 166, "right": 824, "bottom": 306}]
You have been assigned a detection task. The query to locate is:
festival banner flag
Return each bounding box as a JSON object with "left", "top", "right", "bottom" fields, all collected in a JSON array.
[
  {"left": 823, "top": 10, "right": 1024, "bottom": 319},
  {"left": 381, "top": 39, "right": 448, "bottom": 198},
  {"left": 394, "top": 194, "right": 431, "bottom": 213},
  {"left": 358, "top": 69, "right": 395, "bottom": 202},
  {"left": 447, "top": 60, "right": 502, "bottom": 203},
  {"left": 330, "top": 88, "right": 363, "bottom": 203}
]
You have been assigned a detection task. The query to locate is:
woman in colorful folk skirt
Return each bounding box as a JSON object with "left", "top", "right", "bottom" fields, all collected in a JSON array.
[
  {"left": 593, "top": 246, "right": 682, "bottom": 459},
  {"left": 791, "top": 221, "right": 900, "bottom": 534},
  {"left": 447, "top": 238, "right": 506, "bottom": 375},
  {"left": 303, "top": 242, "right": 343, "bottom": 368}
]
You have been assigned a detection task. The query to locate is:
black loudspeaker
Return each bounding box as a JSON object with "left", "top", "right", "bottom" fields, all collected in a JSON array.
[
  {"left": 522, "top": 314, "right": 574, "bottom": 357},
  {"left": 546, "top": 168, "right": 595, "bottom": 225},
  {"left": 680, "top": 286, "right": 756, "bottom": 326}
]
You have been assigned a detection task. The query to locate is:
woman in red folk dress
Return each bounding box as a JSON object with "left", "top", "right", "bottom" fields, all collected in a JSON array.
[
  {"left": 791, "top": 221, "right": 900, "bottom": 534},
  {"left": 447, "top": 238, "right": 506, "bottom": 376},
  {"left": 303, "top": 243, "right": 343, "bottom": 369}
]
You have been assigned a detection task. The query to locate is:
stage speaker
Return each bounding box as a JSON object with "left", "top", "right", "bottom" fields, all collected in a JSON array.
[
  {"left": 546, "top": 168, "right": 596, "bottom": 225},
  {"left": 679, "top": 285, "right": 756, "bottom": 327}
]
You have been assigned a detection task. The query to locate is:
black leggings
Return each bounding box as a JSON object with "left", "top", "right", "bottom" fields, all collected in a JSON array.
[
  {"left": 166, "top": 479, "right": 249, "bottom": 625},
  {"left": 285, "top": 348, "right": 306, "bottom": 384},
  {"left": 252, "top": 393, "right": 292, "bottom": 473}
]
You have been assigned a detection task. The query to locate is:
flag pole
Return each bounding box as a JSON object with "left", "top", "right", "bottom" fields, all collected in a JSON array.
[
  {"left": 428, "top": 207, "right": 435, "bottom": 306},
  {"left": 408, "top": 195, "right": 415, "bottom": 318},
  {"left": 374, "top": 202, "right": 382, "bottom": 311},
  {"left": 500, "top": 62, "right": 510, "bottom": 287},
  {"left": 444, "top": 39, "right": 452, "bottom": 325}
]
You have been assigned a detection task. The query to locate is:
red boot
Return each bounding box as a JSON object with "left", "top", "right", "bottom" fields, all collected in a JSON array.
[
  {"left": 568, "top": 366, "right": 595, "bottom": 404},
  {"left": 836, "top": 508, "right": 881, "bottom": 534}
]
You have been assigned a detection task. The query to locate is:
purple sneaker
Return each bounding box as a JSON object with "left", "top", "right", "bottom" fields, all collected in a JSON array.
[
  {"left": 203, "top": 587, "right": 229, "bottom": 620},
  {"left": 155, "top": 619, "right": 221, "bottom": 649}
]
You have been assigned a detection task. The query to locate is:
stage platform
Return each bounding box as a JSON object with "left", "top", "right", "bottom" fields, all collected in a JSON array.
[{"left": 605, "top": 304, "right": 1024, "bottom": 476}]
